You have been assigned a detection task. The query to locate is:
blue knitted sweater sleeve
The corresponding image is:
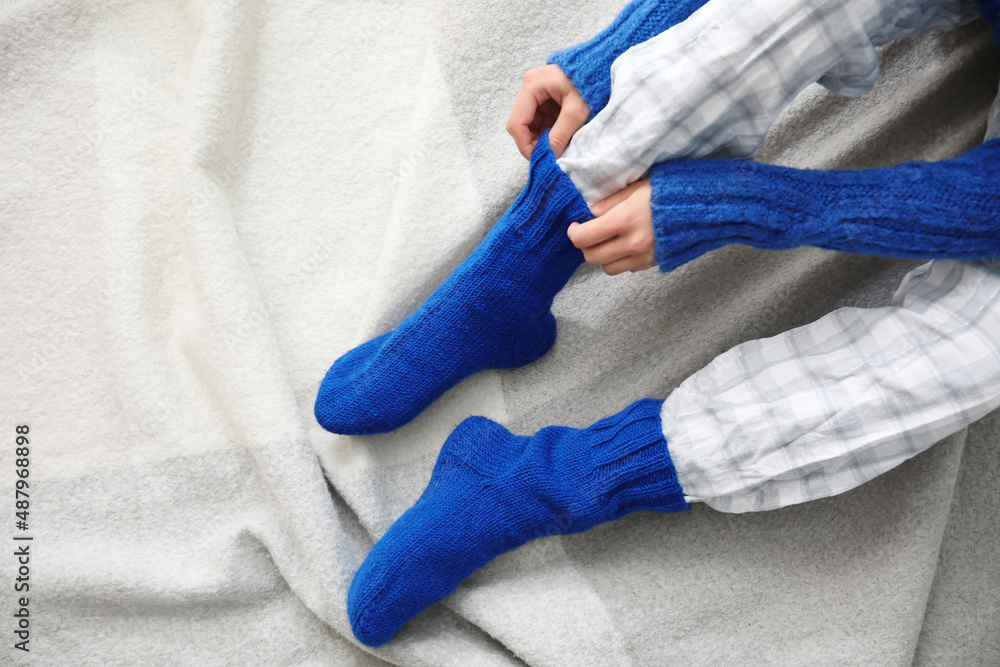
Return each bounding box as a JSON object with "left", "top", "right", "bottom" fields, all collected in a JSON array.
[
  {"left": 547, "top": 0, "right": 710, "bottom": 118},
  {"left": 649, "top": 137, "right": 1000, "bottom": 272}
]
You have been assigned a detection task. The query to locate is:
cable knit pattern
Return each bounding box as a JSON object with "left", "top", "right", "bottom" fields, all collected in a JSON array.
[
  {"left": 347, "top": 398, "right": 689, "bottom": 646},
  {"left": 650, "top": 137, "right": 1000, "bottom": 272},
  {"left": 314, "top": 131, "right": 593, "bottom": 435},
  {"left": 548, "top": 0, "right": 710, "bottom": 118}
]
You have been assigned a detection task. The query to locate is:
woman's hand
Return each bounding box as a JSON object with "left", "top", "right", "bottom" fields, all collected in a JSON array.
[
  {"left": 567, "top": 179, "right": 657, "bottom": 275},
  {"left": 506, "top": 64, "right": 590, "bottom": 160}
]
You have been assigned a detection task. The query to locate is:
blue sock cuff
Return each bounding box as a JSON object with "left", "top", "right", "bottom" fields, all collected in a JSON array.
[
  {"left": 443, "top": 398, "right": 690, "bottom": 529},
  {"left": 503, "top": 129, "right": 594, "bottom": 254},
  {"left": 563, "top": 398, "right": 691, "bottom": 521},
  {"left": 650, "top": 138, "right": 1000, "bottom": 272},
  {"left": 548, "top": 0, "right": 710, "bottom": 118}
]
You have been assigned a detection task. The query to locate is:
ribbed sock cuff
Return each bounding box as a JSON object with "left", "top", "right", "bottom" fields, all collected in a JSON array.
[
  {"left": 548, "top": 0, "right": 709, "bottom": 118},
  {"left": 472, "top": 130, "right": 593, "bottom": 299},
  {"left": 504, "top": 130, "right": 595, "bottom": 258},
  {"left": 584, "top": 398, "right": 690, "bottom": 519}
]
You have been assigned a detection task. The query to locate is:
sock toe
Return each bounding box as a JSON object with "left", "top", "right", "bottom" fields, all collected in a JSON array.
[
  {"left": 347, "top": 555, "right": 416, "bottom": 648},
  {"left": 346, "top": 418, "right": 529, "bottom": 645},
  {"left": 346, "top": 562, "right": 386, "bottom": 647},
  {"left": 346, "top": 493, "right": 486, "bottom": 646},
  {"left": 314, "top": 332, "right": 398, "bottom": 434}
]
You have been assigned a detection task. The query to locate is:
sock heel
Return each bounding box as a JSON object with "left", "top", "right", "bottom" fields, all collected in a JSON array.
[
  {"left": 439, "top": 416, "right": 529, "bottom": 477},
  {"left": 494, "top": 310, "right": 558, "bottom": 369}
]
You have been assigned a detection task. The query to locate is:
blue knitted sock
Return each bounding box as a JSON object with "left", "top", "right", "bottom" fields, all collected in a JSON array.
[
  {"left": 650, "top": 137, "right": 1000, "bottom": 272},
  {"left": 315, "top": 132, "right": 593, "bottom": 435},
  {"left": 548, "top": 0, "right": 710, "bottom": 117},
  {"left": 347, "top": 398, "right": 689, "bottom": 646}
]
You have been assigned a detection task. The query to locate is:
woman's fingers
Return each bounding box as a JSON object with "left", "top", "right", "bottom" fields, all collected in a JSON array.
[{"left": 507, "top": 65, "right": 589, "bottom": 159}]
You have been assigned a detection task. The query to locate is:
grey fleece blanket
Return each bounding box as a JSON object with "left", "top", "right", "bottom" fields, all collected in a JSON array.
[{"left": 0, "top": 0, "right": 998, "bottom": 664}]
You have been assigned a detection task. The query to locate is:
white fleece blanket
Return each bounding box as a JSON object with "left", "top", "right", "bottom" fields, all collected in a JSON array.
[{"left": 1, "top": 0, "right": 998, "bottom": 664}]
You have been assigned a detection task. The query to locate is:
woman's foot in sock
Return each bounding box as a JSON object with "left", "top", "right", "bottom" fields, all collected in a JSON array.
[
  {"left": 347, "top": 398, "right": 690, "bottom": 646},
  {"left": 315, "top": 131, "right": 593, "bottom": 435}
]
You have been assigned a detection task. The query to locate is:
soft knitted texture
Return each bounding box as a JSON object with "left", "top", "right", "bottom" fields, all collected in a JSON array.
[
  {"left": 347, "top": 398, "right": 690, "bottom": 647},
  {"left": 548, "top": 0, "right": 710, "bottom": 118},
  {"left": 650, "top": 137, "right": 1000, "bottom": 273},
  {"left": 315, "top": 131, "right": 593, "bottom": 435}
]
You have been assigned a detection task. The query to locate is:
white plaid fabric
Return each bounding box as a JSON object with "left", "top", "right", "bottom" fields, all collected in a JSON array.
[
  {"left": 556, "top": 0, "right": 982, "bottom": 203},
  {"left": 554, "top": 0, "right": 1000, "bottom": 512},
  {"left": 663, "top": 260, "right": 1000, "bottom": 512}
]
